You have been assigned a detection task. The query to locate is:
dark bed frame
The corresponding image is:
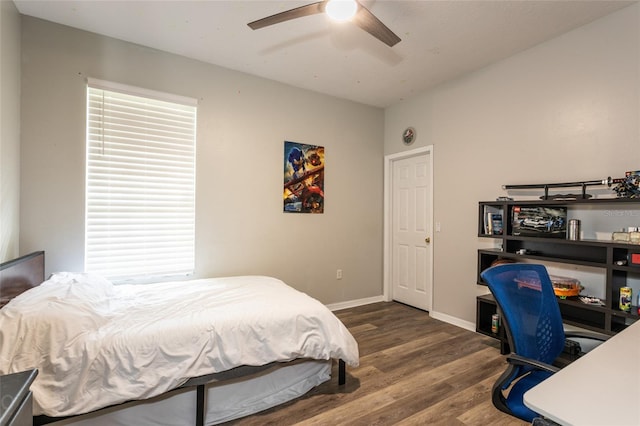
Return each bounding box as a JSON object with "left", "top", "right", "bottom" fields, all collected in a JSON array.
[
  {"left": 0, "top": 251, "right": 347, "bottom": 426},
  {"left": 0, "top": 251, "right": 45, "bottom": 308}
]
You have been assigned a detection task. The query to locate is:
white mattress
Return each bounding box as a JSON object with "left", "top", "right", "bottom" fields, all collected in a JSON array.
[
  {"left": 49, "top": 360, "right": 331, "bottom": 425},
  {"left": 0, "top": 273, "right": 358, "bottom": 417}
]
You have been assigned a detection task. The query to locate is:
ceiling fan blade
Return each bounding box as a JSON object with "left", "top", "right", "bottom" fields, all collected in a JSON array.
[
  {"left": 353, "top": 3, "right": 401, "bottom": 47},
  {"left": 248, "top": 2, "right": 326, "bottom": 30}
]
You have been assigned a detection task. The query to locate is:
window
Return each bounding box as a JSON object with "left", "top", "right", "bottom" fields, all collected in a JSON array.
[{"left": 85, "top": 79, "right": 197, "bottom": 280}]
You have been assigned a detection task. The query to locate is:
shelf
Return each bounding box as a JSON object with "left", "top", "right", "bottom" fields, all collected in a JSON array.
[
  {"left": 504, "top": 250, "right": 607, "bottom": 268},
  {"left": 610, "top": 308, "right": 640, "bottom": 319},
  {"left": 475, "top": 294, "right": 509, "bottom": 354},
  {"left": 477, "top": 249, "right": 605, "bottom": 282},
  {"left": 558, "top": 301, "right": 607, "bottom": 332},
  {"left": 557, "top": 297, "right": 608, "bottom": 313},
  {"left": 503, "top": 236, "right": 611, "bottom": 246},
  {"left": 479, "top": 203, "right": 505, "bottom": 237},
  {"left": 477, "top": 198, "right": 640, "bottom": 345},
  {"left": 481, "top": 198, "right": 640, "bottom": 206},
  {"left": 477, "top": 233, "right": 503, "bottom": 239}
]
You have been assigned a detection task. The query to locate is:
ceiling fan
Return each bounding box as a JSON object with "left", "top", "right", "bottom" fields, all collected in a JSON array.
[{"left": 247, "top": 0, "right": 401, "bottom": 47}]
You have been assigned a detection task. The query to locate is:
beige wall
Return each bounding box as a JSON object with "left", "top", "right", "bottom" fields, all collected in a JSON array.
[
  {"left": 19, "top": 17, "right": 384, "bottom": 304},
  {"left": 16, "top": 4, "right": 640, "bottom": 323},
  {"left": 385, "top": 4, "right": 640, "bottom": 326},
  {"left": 0, "top": 0, "right": 21, "bottom": 262}
]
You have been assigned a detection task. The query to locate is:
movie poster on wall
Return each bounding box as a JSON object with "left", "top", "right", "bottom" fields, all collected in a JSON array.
[{"left": 283, "top": 141, "right": 324, "bottom": 213}]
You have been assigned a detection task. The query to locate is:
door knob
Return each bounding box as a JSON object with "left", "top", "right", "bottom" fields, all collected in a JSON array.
[{"left": 425, "top": 237, "right": 431, "bottom": 244}]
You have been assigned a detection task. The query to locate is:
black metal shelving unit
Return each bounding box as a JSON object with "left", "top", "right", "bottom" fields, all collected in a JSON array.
[{"left": 476, "top": 198, "right": 640, "bottom": 351}]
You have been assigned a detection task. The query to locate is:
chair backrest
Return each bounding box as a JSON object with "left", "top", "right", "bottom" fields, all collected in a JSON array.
[{"left": 481, "top": 263, "right": 565, "bottom": 364}]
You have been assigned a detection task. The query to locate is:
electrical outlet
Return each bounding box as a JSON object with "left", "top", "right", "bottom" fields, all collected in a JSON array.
[{"left": 336, "top": 269, "right": 343, "bottom": 280}]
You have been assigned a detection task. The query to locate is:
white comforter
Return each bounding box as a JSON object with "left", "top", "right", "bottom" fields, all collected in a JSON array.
[{"left": 0, "top": 273, "right": 359, "bottom": 417}]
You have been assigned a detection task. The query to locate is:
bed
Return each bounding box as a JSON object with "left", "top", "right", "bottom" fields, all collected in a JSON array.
[{"left": 0, "top": 252, "right": 359, "bottom": 425}]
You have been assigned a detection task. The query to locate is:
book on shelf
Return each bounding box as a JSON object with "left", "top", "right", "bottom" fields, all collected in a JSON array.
[{"left": 491, "top": 214, "right": 503, "bottom": 235}]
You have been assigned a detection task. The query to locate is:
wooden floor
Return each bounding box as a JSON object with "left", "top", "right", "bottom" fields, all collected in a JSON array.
[{"left": 230, "top": 302, "right": 528, "bottom": 426}]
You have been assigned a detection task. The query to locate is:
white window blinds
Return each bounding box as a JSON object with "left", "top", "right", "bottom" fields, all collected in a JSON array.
[{"left": 85, "top": 80, "right": 197, "bottom": 280}]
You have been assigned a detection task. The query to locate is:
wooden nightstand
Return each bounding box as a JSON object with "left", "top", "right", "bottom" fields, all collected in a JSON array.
[{"left": 0, "top": 369, "right": 38, "bottom": 426}]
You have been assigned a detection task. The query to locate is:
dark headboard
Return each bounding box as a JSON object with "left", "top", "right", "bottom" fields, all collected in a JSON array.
[{"left": 0, "top": 251, "right": 45, "bottom": 308}]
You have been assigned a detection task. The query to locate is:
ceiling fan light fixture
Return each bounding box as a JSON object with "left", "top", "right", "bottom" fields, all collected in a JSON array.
[
  {"left": 247, "top": 0, "right": 400, "bottom": 47},
  {"left": 325, "top": 0, "right": 358, "bottom": 22}
]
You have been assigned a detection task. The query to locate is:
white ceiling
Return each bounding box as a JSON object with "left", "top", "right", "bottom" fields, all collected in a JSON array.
[{"left": 14, "top": 0, "right": 637, "bottom": 108}]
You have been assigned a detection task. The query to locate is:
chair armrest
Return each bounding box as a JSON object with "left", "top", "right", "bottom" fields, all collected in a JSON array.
[
  {"left": 564, "top": 330, "right": 609, "bottom": 342},
  {"left": 506, "top": 353, "right": 560, "bottom": 374}
]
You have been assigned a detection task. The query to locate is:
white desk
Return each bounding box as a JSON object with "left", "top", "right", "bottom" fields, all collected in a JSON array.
[{"left": 524, "top": 320, "right": 640, "bottom": 426}]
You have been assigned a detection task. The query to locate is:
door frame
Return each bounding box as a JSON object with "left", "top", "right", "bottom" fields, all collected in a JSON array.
[{"left": 383, "top": 145, "right": 434, "bottom": 310}]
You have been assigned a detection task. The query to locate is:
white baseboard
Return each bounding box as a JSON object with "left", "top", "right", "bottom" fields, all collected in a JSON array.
[
  {"left": 326, "top": 298, "right": 476, "bottom": 334},
  {"left": 326, "top": 295, "right": 386, "bottom": 312},
  {"left": 429, "top": 310, "right": 476, "bottom": 332}
]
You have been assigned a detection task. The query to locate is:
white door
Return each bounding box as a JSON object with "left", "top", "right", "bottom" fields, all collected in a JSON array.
[{"left": 387, "top": 148, "right": 433, "bottom": 311}]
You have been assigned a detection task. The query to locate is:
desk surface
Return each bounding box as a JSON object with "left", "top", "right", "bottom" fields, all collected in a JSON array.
[{"left": 524, "top": 320, "right": 640, "bottom": 426}]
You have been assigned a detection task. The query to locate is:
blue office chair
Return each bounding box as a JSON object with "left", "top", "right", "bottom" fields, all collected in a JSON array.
[{"left": 481, "top": 263, "right": 607, "bottom": 423}]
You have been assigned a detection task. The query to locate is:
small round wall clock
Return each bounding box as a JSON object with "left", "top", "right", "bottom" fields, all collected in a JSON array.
[{"left": 402, "top": 127, "right": 416, "bottom": 145}]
